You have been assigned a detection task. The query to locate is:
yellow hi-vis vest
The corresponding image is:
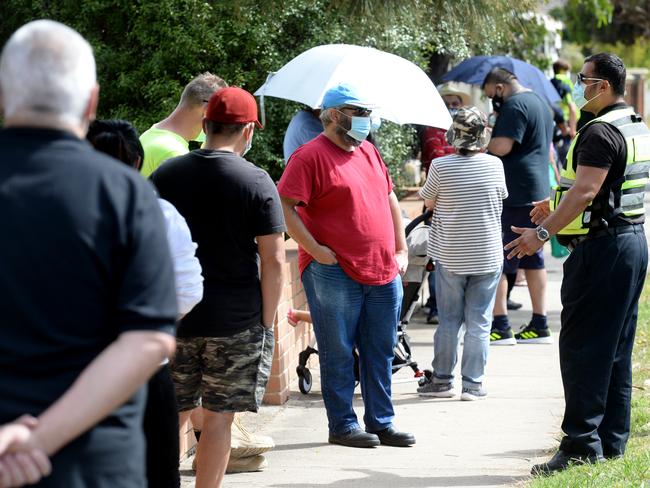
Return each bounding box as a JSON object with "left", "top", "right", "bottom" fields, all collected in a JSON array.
[{"left": 550, "top": 107, "right": 650, "bottom": 235}]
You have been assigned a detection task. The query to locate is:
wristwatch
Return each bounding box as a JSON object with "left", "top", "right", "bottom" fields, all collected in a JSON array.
[{"left": 535, "top": 225, "right": 550, "bottom": 242}]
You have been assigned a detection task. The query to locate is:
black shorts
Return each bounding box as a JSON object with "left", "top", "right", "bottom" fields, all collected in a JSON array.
[{"left": 502, "top": 205, "right": 545, "bottom": 274}]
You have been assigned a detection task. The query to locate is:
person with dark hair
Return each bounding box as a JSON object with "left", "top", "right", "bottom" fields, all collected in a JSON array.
[
  {"left": 481, "top": 67, "right": 554, "bottom": 346},
  {"left": 87, "top": 119, "right": 145, "bottom": 168},
  {"left": 151, "top": 87, "right": 285, "bottom": 488},
  {"left": 141, "top": 76, "right": 273, "bottom": 471},
  {"left": 87, "top": 119, "right": 204, "bottom": 488},
  {"left": 507, "top": 52, "right": 649, "bottom": 474}
]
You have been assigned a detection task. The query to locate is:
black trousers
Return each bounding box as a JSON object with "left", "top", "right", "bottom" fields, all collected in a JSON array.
[
  {"left": 559, "top": 226, "right": 647, "bottom": 457},
  {"left": 143, "top": 364, "right": 181, "bottom": 488}
]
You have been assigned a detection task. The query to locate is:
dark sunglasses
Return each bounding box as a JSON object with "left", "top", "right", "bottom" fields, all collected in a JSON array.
[
  {"left": 577, "top": 73, "right": 604, "bottom": 85},
  {"left": 340, "top": 106, "right": 372, "bottom": 117}
]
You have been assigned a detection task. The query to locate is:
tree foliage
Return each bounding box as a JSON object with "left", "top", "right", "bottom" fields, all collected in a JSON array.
[
  {"left": 557, "top": 0, "right": 650, "bottom": 46},
  {"left": 555, "top": 0, "right": 650, "bottom": 74},
  {"left": 0, "top": 0, "right": 543, "bottom": 181}
]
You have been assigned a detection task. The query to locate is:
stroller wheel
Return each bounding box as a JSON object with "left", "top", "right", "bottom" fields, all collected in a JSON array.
[{"left": 298, "top": 368, "right": 313, "bottom": 394}]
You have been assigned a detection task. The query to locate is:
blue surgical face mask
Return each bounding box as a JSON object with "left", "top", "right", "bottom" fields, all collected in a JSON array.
[
  {"left": 346, "top": 115, "right": 371, "bottom": 142},
  {"left": 335, "top": 109, "right": 372, "bottom": 142},
  {"left": 573, "top": 81, "right": 602, "bottom": 110},
  {"left": 448, "top": 108, "right": 459, "bottom": 118}
]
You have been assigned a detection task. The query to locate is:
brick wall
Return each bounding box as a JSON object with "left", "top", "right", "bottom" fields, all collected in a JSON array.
[{"left": 263, "top": 243, "right": 315, "bottom": 405}]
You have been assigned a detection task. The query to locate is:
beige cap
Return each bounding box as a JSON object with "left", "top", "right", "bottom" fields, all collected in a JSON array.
[{"left": 437, "top": 82, "right": 472, "bottom": 106}]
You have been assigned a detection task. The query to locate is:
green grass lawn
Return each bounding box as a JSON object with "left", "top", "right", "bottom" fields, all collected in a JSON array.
[{"left": 528, "top": 282, "right": 650, "bottom": 487}]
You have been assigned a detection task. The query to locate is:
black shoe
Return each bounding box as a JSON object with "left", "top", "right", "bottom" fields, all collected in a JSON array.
[
  {"left": 489, "top": 327, "right": 516, "bottom": 346},
  {"left": 507, "top": 298, "right": 522, "bottom": 310},
  {"left": 368, "top": 426, "right": 415, "bottom": 447},
  {"left": 603, "top": 450, "right": 624, "bottom": 460},
  {"left": 328, "top": 428, "right": 380, "bottom": 448},
  {"left": 426, "top": 313, "right": 439, "bottom": 324},
  {"left": 531, "top": 450, "right": 604, "bottom": 475},
  {"left": 515, "top": 323, "right": 553, "bottom": 344}
]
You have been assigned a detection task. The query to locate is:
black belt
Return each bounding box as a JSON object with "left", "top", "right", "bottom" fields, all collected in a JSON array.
[{"left": 567, "top": 224, "right": 644, "bottom": 251}]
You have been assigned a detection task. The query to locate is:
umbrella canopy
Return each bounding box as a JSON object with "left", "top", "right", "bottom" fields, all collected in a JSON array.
[
  {"left": 254, "top": 44, "right": 451, "bottom": 129},
  {"left": 442, "top": 55, "right": 561, "bottom": 105}
]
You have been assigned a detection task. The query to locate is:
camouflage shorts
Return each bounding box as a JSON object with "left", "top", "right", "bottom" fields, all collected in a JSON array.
[{"left": 170, "top": 324, "right": 274, "bottom": 413}]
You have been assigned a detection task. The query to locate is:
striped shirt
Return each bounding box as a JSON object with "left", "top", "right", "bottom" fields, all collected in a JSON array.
[{"left": 420, "top": 152, "right": 507, "bottom": 275}]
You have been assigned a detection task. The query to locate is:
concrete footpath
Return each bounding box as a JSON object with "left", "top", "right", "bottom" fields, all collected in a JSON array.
[{"left": 181, "top": 247, "right": 566, "bottom": 487}]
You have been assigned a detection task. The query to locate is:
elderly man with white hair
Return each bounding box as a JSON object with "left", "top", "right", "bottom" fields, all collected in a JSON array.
[{"left": 0, "top": 20, "right": 177, "bottom": 488}]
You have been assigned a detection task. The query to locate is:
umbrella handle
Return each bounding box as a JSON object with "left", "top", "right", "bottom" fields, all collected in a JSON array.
[{"left": 259, "top": 72, "right": 276, "bottom": 127}]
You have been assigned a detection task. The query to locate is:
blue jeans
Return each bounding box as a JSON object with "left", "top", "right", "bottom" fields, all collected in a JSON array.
[
  {"left": 432, "top": 263, "right": 501, "bottom": 388},
  {"left": 302, "top": 261, "right": 402, "bottom": 435}
]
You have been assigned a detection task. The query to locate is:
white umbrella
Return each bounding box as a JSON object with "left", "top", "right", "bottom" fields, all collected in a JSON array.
[{"left": 254, "top": 44, "right": 451, "bottom": 129}]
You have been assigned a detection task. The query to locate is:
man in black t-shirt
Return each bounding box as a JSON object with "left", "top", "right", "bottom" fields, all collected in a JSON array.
[
  {"left": 482, "top": 68, "right": 554, "bottom": 345},
  {"left": 507, "top": 53, "right": 648, "bottom": 474},
  {"left": 0, "top": 21, "right": 177, "bottom": 487},
  {"left": 152, "top": 87, "right": 285, "bottom": 487}
]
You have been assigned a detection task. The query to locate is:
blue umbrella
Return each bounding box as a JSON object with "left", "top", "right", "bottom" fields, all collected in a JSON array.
[{"left": 442, "top": 55, "right": 560, "bottom": 104}]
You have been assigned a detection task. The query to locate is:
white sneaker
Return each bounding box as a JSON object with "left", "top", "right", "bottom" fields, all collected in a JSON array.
[
  {"left": 192, "top": 454, "right": 268, "bottom": 473},
  {"left": 230, "top": 415, "right": 275, "bottom": 458},
  {"left": 460, "top": 386, "right": 487, "bottom": 401},
  {"left": 227, "top": 454, "right": 268, "bottom": 473}
]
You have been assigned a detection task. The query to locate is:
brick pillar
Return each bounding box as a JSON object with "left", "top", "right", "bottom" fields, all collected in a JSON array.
[{"left": 263, "top": 245, "right": 316, "bottom": 405}]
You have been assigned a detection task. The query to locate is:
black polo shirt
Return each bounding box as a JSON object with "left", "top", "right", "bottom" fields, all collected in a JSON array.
[
  {"left": 573, "top": 102, "right": 644, "bottom": 228},
  {"left": 0, "top": 127, "right": 177, "bottom": 484}
]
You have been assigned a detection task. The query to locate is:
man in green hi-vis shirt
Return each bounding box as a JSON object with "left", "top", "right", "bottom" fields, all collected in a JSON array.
[{"left": 140, "top": 72, "right": 227, "bottom": 177}]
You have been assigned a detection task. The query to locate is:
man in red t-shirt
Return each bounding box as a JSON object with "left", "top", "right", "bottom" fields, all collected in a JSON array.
[{"left": 278, "top": 83, "right": 415, "bottom": 449}]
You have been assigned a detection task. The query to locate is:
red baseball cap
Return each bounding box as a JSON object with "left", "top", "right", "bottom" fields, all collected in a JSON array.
[{"left": 205, "top": 87, "right": 263, "bottom": 128}]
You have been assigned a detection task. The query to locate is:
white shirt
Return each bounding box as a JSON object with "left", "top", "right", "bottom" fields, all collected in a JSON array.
[
  {"left": 158, "top": 199, "right": 203, "bottom": 315},
  {"left": 420, "top": 152, "right": 508, "bottom": 275}
]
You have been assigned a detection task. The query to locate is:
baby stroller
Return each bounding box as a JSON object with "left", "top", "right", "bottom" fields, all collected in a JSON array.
[{"left": 296, "top": 210, "right": 433, "bottom": 394}]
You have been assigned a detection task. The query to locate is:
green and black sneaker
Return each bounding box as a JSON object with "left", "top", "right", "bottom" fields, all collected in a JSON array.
[
  {"left": 489, "top": 327, "right": 516, "bottom": 346},
  {"left": 515, "top": 324, "right": 553, "bottom": 344}
]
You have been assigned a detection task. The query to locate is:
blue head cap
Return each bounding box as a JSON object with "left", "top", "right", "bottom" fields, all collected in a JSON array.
[{"left": 321, "top": 83, "right": 377, "bottom": 110}]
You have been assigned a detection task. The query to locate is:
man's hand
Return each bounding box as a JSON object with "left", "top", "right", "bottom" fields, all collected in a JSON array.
[
  {"left": 530, "top": 198, "right": 551, "bottom": 225},
  {"left": 0, "top": 416, "right": 51, "bottom": 488},
  {"left": 504, "top": 226, "right": 545, "bottom": 259},
  {"left": 312, "top": 245, "right": 337, "bottom": 265},
  {"left": 395, "top": 249, "right": 408, "bottom": 276}
]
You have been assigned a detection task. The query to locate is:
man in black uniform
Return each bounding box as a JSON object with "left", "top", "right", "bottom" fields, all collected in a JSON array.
[{"left": 505, "top": 52, "right": 649, "bottom": 474}]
